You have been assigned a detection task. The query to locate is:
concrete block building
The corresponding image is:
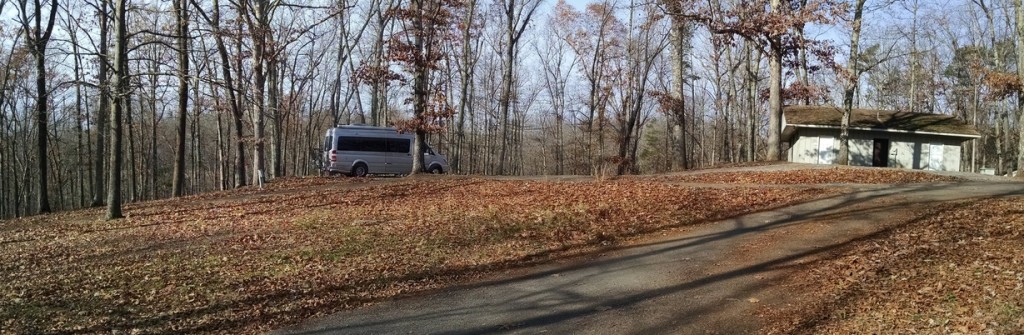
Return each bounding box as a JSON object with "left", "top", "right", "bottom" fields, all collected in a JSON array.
[{"left": 782, "top": 106, "right": 980, "bottom": 172}]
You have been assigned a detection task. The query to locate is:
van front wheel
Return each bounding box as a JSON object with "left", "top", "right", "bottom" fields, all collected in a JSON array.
[
  {"left": 351, "top": 164, "right": 368, "bottom": 177},
  {"left": 427, "top": 166, "right": 443, "bottom": 174}
]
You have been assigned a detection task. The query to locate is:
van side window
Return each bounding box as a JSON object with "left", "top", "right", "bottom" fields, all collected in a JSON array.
[
  {"left": 338, "top": 136, "right": 387, "bottom": 152},
  {"left": 324, "top": 136, "right": 332, "bottom": 150},
  {"left": 387, "top": 138, "right": 410, "bottom": 153}
]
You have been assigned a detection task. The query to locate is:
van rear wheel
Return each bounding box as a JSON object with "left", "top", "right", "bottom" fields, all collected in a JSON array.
[{"left": 351, "top": 164, "right": 368, "bottom": 177}]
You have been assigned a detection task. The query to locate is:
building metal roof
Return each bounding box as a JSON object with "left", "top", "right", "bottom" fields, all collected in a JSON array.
[{"left": 782, "top": 105, "right": 981, "bottom": 141}]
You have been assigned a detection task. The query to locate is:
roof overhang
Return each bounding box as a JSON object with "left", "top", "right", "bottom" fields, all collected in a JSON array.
[{"left": 782, "top": 123, "right": 982, "bottom": 143}]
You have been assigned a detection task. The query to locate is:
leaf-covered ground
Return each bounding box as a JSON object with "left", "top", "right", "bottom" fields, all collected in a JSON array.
[
  {"left": 0, "top": 168, "right": 972, "bottom": 335},
  {"left": 0, "top": 177, "right": 833, "bottom": 334},
  {"left": 663, "top": 168, "right": 963, "bottom": 184},
  {"left": 764, "top": 198, "right": 1024, "bottom": 334}
]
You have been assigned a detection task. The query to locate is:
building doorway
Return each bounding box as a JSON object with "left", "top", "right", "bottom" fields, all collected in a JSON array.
[
  {"left": 929, "top": 143, "right": 944, "bottom": 170},
  {"left": 872, "top": 139, "right": 890, "bottom": 167},
  {"left": 818, "top": 136, "right": 835, "bottom": 164}
]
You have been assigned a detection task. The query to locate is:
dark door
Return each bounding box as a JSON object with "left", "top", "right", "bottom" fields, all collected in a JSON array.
[{"left": 872, "top": 139, "right": 890, "bottom": 167}]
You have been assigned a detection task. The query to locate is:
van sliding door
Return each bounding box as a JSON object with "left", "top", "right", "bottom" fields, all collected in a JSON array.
[
  {"left": 338, "top": 136, "right": 388, "bottom": 174},
  {"left": 386, "top": 138, "right": 413, "bottom": 174}
]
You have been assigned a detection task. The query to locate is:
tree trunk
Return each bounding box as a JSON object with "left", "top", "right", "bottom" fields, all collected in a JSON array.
[
  {"left": 250, "top": 4, "right": 268, "bottom": 186},
  {"left": 747, "top": 43, "right": 758, "bottom": 162},
  {"left": 496, "top": 0, "right": 537, "bottom": 175},
  {"left": 34, "top": 35, "right": 50, "bottom": 214},
  {"left": 497, "top": 35, "right": 513, "bottom": 175},
  {"left": 107, "top": 0, "right": 128, "bottom": 220},
  {"left": 410, "top": 0, "right": 427, "bottom": 175},
  {"left": 217, "top": 104, "right": 227, "bottom": 190},
  {"left": 92, "top": 0, "right": 110, "bottom": 207},
  {"left": 269, "top": 56, "right": 283, "bottom": 178},
  {"left": 18, "top": 0, "right": 60, "bottom": 213},
  {"left": 767, "top": 48, "right": 783, "bottom": 161},
  {"left": 669, "top": 20, "right": 690, "bottom": 170},
  {"left": 191, "top": 74, "right": 203, "bottom": 192},
  {"left": 149, "top": 67, "right": 159, "bottom": 198},
  {"left": 71, "top": 29, "right": 87, "bottom": 208},
  {"left": 453, "top": 0, "right": 477, "bottom": 174},
  {"left": 766, "top": 0, "right": 784, "bottom": 161},
  {"left": 210, "top": 0, "right": 247, "bottom": 187},
  {"left": 1016, "top": 0, "right": 1024, "bottom": 177},
  {"left": 908, "top": 0, "right": 919, "bottom": 112},
  {"left": 838, "top": 0, "right": 866, "bottom": 166},
  {"left": 126, "top": 91, "right": 138, "bottom": 202},
  {"left": 172, "top": 0, "right": 189, "bottom": 197}
]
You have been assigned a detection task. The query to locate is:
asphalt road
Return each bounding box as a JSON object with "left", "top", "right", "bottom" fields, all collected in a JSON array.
[{"left": 273, "top": 180, "right": 1024, "bottom": 335}]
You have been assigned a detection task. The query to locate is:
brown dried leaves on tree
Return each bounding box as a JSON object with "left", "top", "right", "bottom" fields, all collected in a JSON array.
[
  {"left": 354, "top": 0, "right": 461, "bottom": 131},
  {"left": 981, "top": 68, "right": 1023, "bottom": 100}
]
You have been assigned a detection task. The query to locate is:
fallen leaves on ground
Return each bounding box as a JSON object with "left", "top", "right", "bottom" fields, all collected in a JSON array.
[
  {"left": 662, "top": 168, "right": 962, "bottom": 184},
  {"left": 763, "top": 198, "right": 1024, "bottom": 334},
  {"left": 0, "top": 176, "right": 833, "bottom": 334}
]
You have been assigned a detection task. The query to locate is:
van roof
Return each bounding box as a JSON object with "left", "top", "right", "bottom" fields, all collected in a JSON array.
[
  {"left": 334, "top": 124, "right": 397, "bottom": 131},
  {"left": 327, "top": 125, "right": 413, "bottom": 138}
]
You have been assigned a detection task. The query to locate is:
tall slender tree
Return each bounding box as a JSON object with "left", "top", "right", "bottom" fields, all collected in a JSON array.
[
  {"left": 452, "top": 0, "right": 479, "bottom": 173},
  {"left": 107, "top": 0, "right": 128, "bottom": 219},
  {"left": 496, "top": 0, "right": 541, "bottom": 175},
  {"left": 192, "top": 0, "right": 247, "bottom": 187},
  {"left": 15, "top": 0, "right": 59, "bottom": 213},
  {"left": 172, "top": 0, "right": 190, "bottom": 197},
  {"left": 91, "top": 0, "right": 110, "bottom": 206},
  {"left": 238, "top": 0, "right": 278, "bottom": 185},
  {"left": 661, "top": 0, "right": 692, "bottom": 170},
  {"left": 837, "top": 0, "right": 867, "bottom": 165}
]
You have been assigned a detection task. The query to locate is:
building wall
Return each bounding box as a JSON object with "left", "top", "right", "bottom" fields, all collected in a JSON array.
[{"left": 786, "top": 128, "right": 966, "bottom": 172}]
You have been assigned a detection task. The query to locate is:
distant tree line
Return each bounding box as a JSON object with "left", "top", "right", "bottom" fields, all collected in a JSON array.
[{"left": 1, "top": 0, "right": 1023, "bottom": 219}]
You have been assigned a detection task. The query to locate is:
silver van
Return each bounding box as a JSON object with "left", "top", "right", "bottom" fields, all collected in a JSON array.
[{"left": 322, "top": 125, "right": 449, "bottom": 176}]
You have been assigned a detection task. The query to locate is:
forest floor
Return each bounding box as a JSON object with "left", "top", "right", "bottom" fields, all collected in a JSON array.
[{"left": 0, "top": 164, "right": 1019, "bottom": 334}]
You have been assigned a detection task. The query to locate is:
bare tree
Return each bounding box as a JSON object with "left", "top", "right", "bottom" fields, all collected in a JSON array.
[
  {"left": 556, "top": 0, "right": 622, "bottom": 174},
  {"left": 15, "top": 0, "right": 59, "bottom": 213},
  {"left": 451, "top": 0, "right": 480, "bottom": 173},
  {"left": 537, "top": 11, "right": 578, "bottom": 175},
  {"left": 192, "top": 0, "right": 247, "bottom": 187},
  {"left": 660, "top": 0, "right": 692, "bottom": 170},
  {"left": 614, "top": 1, "right": 668, "bottom": 175},
  {"left": 495, "top": 0, "right": 540, "bottom": 175},
  {"left": 237, "top": 0, "right": 279, "bottom": 185},
  {"left": 837, "top": 0, "right": 867, "bottom": 165}
]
